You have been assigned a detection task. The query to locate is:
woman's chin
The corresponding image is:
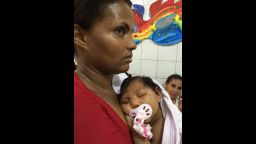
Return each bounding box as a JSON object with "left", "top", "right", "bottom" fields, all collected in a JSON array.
[
  {"left": 115, "top": 65, "right": 129, "bottom": 74},
  {"left": 170, "top": 95, "right": 177, "bottom": 99},
  {"left": 122, "top": 65, "right": 130, "bottom": 72}
]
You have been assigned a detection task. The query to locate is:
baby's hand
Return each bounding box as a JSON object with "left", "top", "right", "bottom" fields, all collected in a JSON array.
[
  {"left": 125, "top": 115, "right": 151, "bottom": 144},
  {"left": 132, "top": 132, "right": 151, "bottom": 144},
  {"left": 125, "top": 115, "right": 133, "bottom": 129},
  {"left": 128, "top": 104, "right": 154, "bottom": 140}
]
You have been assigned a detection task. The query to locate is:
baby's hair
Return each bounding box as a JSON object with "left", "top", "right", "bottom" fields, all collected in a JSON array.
[{"left": 119, "top": 76, "right": 162, "bottom": 100}]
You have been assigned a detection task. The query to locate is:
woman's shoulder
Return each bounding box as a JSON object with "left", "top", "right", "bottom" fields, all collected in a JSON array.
[{"left": 74, "top": 72, "right": 104, "bottom": 107}]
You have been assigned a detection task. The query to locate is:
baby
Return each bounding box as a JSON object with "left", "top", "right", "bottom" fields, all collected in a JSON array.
[
  {"left": 118, "top": 75, "right": 182, "bottom": 144},
  {"left": 119, "top": 76, "right": 165, "bottom": 144}
]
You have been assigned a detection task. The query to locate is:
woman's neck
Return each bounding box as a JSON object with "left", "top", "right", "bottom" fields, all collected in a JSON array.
[
  {"left": 76, "top": 63, "right": 114, "bottom": 92},
  {"left": 76, "top": 63, "right": 127, "bottom": 123},
  {"left": 171, "top": 98, "right": 176, "bottom": 104}
]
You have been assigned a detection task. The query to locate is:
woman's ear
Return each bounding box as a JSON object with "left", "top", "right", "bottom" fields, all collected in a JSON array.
[{"left": 74, "top": 24, "right": 88, "bottom": 49}]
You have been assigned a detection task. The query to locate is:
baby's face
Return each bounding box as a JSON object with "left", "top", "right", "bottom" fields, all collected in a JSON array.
[{"left": 120, "top": 80, "right": 161, "bottom": 123}]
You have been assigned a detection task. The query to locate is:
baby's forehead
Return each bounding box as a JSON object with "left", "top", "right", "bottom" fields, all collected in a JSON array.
[
  {"left": 123, "top": 85, "right": 151, "bottom": 96},
  {"left": 129, "top": 86, "right": 147, "bottom": 92},
  {"left": 126, "top": 80, "right": 148, "bottom": 89},
  {"left": 120, "top": 78, "right": 154, "bottom": 95}
]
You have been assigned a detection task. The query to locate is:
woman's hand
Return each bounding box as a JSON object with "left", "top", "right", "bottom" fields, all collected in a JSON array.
[{"left": 178, "top": 96, "right": 182, "bottom": 112}]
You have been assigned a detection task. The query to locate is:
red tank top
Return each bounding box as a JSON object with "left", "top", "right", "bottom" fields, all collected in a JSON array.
[{"left": 74, "top": 73, "right": 132, "bottom": 144}]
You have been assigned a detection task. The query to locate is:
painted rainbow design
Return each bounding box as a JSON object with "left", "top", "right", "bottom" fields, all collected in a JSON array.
[{"left": 132, "top": 0, "right": 182, "bottom": 45}]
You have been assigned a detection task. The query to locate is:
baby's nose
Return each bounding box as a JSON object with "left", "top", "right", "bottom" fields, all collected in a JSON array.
[
  {"left": 130, "top": 99, "right": 140, "bottom": 109},
  {"left": 131, "top": 103, "right": 139, "bottom": 109}
]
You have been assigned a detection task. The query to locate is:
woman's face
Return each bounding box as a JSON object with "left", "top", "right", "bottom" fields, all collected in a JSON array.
[
  {"left": 120, "top": 80, "right": 161, "bottom": 123},
  {"left": 78, "top": 1, "right": 136, "bottom": 74},
  {"left": 166, "top": 79, "right": 182, "bottom": 99}
]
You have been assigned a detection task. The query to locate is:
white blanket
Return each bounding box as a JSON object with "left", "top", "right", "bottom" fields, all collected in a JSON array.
[{"left": 112, "top": 74, "right": 182, "bottom": 144}]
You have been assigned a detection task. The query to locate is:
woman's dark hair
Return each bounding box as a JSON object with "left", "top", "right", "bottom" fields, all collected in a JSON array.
[
  {"left": 119, "top": 76, "right": 162, "bottom": 99},
  {"left": 74, "top": 0, "right": 132, "bottom": 30},
  {"left": 166, "top": 74, "right": 182, "bottom": 84}
]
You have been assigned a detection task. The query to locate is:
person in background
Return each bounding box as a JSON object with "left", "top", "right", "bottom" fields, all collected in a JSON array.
[{"left": 165, "top": 74, "right": 182, "bottom": 112}]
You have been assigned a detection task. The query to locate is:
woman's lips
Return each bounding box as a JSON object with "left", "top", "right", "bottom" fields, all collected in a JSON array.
[
  {"left": 123, "top": 55, "right": 133, "bottom": 63},
  {"left": 124, "top": 58, "right": 132, "bottom": 63}
]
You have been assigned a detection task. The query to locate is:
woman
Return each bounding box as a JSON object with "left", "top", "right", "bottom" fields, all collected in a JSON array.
[
  {"left": 165, "top": 74, "right": 182, "bottom": 112},
  {"left": 74, "top": 0, "right": 142, "bottom": 143}
]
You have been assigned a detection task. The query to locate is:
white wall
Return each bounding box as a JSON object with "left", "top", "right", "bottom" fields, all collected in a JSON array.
[{"left": 129, "top": 0, "right": 182, "bottom": 85}]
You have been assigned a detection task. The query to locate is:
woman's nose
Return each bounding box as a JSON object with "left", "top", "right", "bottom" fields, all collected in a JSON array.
[
  {"left": 127, "top": 36, "right": 137, "bottom": 50},
  {"left": 129, "top": 40, "right": 137, "bottom": 50}
]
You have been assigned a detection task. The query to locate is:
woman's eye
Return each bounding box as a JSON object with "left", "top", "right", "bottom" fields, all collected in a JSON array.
[{"left": 115, "top": 27, "right": 125, "bottom": 35}]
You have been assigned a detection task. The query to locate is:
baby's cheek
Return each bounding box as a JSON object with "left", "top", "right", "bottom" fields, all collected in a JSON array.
[
  {"left": 121, "top": 104, "right": 131, "bottom": 115},
  {"left": 152, "top": 107, "right": 160, "bottom": 117}
]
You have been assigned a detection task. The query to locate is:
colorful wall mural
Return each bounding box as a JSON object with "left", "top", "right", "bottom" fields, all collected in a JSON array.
[{"left": 132, "top": 0, "right": 182, "bottom": 46}]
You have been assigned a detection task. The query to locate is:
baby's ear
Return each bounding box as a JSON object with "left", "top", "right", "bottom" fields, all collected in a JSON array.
[{"left": 154, "top": 87, "right": 162, "bottom": 102}]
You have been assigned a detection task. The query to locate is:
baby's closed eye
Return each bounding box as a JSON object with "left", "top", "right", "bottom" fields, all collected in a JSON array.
[
  {"left": 137, "top": 91, "right": 146, "bottom": 97},
  {"left": 121, "top": 97, "right": 130, "bottom": 104}
]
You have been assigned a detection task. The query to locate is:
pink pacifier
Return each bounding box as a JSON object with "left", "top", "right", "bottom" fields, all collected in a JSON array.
[{"left": 129, "top": 104, "right": 153, "bottom": 140}]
